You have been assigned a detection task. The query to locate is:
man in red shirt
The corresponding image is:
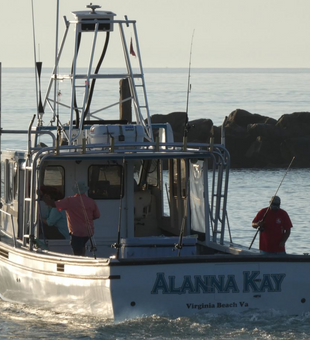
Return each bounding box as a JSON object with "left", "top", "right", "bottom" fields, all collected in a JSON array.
[
  {"left": 43, "top": 181, "right": 100, "bottom": 256},
  {"left": 252, "top": 196, "right": 292, "bottom": 254}
]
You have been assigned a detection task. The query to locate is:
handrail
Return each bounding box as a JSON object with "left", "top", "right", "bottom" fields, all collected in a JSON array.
[{"left": 0, "top": 209, "right": 17, "bottom": 247}]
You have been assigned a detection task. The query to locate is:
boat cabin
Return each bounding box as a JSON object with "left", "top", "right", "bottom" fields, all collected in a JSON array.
[{"left": 0, "top": 127, "right": 237, "bottom": 258}]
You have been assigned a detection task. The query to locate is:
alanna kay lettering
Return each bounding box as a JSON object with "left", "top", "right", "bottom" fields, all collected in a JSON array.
[{"left": 151, "top": 271, "right": 286, "bottom": 294}]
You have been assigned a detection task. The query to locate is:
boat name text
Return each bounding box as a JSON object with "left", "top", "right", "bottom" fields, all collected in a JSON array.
[{"left": 151, "top": 271, "right": 285, "bottom": 294}]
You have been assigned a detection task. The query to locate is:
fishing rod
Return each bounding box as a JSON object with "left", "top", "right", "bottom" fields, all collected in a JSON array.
[
  {"left": 248, "top": 156, "right": 295, "bottom": 250},
  {"left": 175, "top": 175, "right": 190, "bottom": 257},
  {"left": 113, "top": 159, "right": 125, "bottom": 259},
  {"left": 183, "top": 30, "right": 195, "bottom": 138},
  {"left": 31, "top": 0, "right": 42, "bottom": 121}
]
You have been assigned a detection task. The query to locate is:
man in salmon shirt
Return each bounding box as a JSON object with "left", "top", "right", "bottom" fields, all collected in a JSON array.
[
  {"left": 43, "top": 181, "right": 100, "bottom": 256},
  {"left": 252, "top": 196, "right": 292, "bottom": 255}
]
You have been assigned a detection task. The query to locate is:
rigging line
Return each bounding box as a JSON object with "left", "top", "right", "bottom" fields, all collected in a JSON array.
[
  {"left": 75, "top": 181, "right": 97, "bottom": 258},
  {"left": 184, "top": 29, "right": 195, "bottom": 137}
]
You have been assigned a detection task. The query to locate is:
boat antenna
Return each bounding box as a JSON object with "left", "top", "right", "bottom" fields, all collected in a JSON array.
[
  {"left": 53, "top": 0, "right": 60, "bottom": 124},
  {"left": 183, "top": 29, "right": 195, "bottom": 138},
  {"left": 249, "top": 156, "right": 295, "bottom": 250},
  {"left": 31, "top": 0, "right": 44, "bottom": 123}
]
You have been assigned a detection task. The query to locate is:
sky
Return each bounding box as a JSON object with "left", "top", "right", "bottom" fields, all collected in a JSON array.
[{"left": 1, "top": 0, "right": 310, "bottom": 68}]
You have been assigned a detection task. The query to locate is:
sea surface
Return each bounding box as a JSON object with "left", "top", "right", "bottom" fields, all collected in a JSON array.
[{"left": 1, "top": 67, "right": 310, "bottom": 339}]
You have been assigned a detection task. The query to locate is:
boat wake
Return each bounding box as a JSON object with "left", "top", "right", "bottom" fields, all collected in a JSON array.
[{"left": 1, "top": 300, "right": 310, "bottom": 339}]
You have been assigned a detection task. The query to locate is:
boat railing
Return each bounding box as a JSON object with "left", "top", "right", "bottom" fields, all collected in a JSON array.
[
  {"left": 30, "top": 143, "right": 229, "bottom": 169},
  {"left": 1, "top": 130, "right": 56, "bottom": 143},
  {"left": 0, "top": 209, "right": 17, "bottom": 247}
]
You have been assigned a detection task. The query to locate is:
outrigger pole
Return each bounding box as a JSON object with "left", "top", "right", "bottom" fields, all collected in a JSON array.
[
  {"left": 183, "top": 30, "right": 195, "bottom": 138},
  {"left": 249, "top": 156, "right": 295, "bottom": 250},
  {"left": 53, "top": 0, "right": 60, "bottom": 124},
  {"left": 31, "top": 0, "right": 44, "bottom": 123}
]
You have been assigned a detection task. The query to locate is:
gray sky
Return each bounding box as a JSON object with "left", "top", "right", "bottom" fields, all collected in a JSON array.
[{"left": 1, "top": 0, "right": 310, "bottom": 68}]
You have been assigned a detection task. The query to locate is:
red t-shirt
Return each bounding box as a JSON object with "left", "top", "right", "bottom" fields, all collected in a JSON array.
[
  {"left": 252, "top": 207, "right": 293, "bottom": 252},
  {"left": 56, "top": 194, "right": 100, "bottom": 237}
]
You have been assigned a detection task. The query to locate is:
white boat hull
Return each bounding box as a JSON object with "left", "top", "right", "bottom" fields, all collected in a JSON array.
[{"left": 1, "top": 244, "right": 309, "bottom": 319}]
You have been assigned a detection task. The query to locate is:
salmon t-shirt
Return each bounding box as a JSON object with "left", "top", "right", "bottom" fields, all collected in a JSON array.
[{"left": 56, "top": 194, "right": 100, "bottom": 237}]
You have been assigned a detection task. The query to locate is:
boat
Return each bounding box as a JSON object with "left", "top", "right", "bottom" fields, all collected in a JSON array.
[{"left": 0, "top": 3, "right": 310, "bottom": 321}]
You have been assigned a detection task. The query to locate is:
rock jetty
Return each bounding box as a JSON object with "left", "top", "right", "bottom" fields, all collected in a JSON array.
[{"left": 150, "top": 109, "right": 310, "bottom": 168}]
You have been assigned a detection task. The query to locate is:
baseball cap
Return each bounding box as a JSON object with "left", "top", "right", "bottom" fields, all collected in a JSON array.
[{"left": 270, "top": 195, "right": 281, "bottom": 209}]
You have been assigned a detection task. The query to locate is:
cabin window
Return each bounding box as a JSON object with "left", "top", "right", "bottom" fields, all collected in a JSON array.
[
  {"left": 172, "top": 159, "right": 187, "bottom": 198},
  {"left": 146, "top": 159, "right": 159, "bottom": 187},
  {"left": 0, "top": 161, "right": 4, "bottom": 201},
  {"left": 133, "top": 160, "right": 159, "bottom": 189},
  {"left": 3, "top": 160, "right": 9, "bottom": 203},
  {"left": 2, "top": 160, "right": 17, "bottom": 203},
  {"left": 10, "top": 162, "right": 18, "bottom": 200},
  {"left": 41, "top": 166, "right": 65, "bottom": 199},
  {"left": 8, "top": 163, "right": 14, "bottom": 202},
  {"left": 88, "top": 164, "right": 123, "bottom": 199}
]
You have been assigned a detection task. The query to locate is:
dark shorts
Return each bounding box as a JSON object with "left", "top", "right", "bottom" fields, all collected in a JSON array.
[{"left": 70, "top": 235, "right": 89, "bottom": 256}]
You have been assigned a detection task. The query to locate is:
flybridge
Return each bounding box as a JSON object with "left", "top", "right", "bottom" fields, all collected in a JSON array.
[{"left": 41, "top": 3, "right": 153, "bottom": 146}]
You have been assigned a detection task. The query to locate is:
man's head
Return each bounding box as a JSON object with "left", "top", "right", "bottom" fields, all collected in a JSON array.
[{"left": 270, "top": 195, "right": 281, "bottom": 210}]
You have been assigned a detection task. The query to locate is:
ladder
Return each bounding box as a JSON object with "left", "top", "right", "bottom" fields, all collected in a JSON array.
[{"left": 209, "top": 147, "right": 230, "bottom": 245}]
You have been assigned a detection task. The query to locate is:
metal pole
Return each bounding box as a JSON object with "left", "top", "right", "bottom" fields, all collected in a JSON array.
[
  {"left": 0, "top": 62, "right": 2, "bottom": 200},
  {"left": 53, "top": 0, "right": 60, "bottom": 122}
]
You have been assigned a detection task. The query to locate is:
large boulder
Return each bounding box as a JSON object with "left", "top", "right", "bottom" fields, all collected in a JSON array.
[
  {"left": 276, "top": 112, "right": 310, "bottom": 137},
  {"left": 280, "top": 136, "right": 310, "bottom": 167},
  {"left": 150, "top": 109, "right": 310, "bottom": 168},
  {"left": 225, "top": 108, "right": 275, "bottom": 128},
  {"left": 150, "top": 112, "right": 214, "bottom": 143},
  {"left": 150, "top": 112, "right": 187, "bottom": 142},
  {"left": 221, "top": 109, "right": 275, "bottom": 167},
  {"left": 187, "top": 118, "right": 213, "bottom": 143}
]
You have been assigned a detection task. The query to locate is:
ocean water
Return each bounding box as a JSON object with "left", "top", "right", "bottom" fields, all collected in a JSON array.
[{"left": 1, "top": 67, "right": 310, "bottom": 339}]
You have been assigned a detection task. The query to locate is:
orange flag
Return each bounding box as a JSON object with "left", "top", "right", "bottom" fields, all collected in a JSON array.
[{"left": 130, "top": 38, "right": 136, "bottom": 57}]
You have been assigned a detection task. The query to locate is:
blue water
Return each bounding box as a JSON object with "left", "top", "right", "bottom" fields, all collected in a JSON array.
[{"left": 1, "top": 67, "right": 310, "bottom": 339}]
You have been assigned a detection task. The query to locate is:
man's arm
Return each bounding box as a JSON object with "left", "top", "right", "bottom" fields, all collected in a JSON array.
[
  {"left": 92, "top": 201, "right": 100, "bottom": 220},
  {"left": 42, "top": 195, "right": 56, "bottom": 208},
  {"left": 252, "top": 220, "right": 263, "bottom": 229},
  {"left": 279, "top": 229, "right": 291, "bottom": 247}
]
